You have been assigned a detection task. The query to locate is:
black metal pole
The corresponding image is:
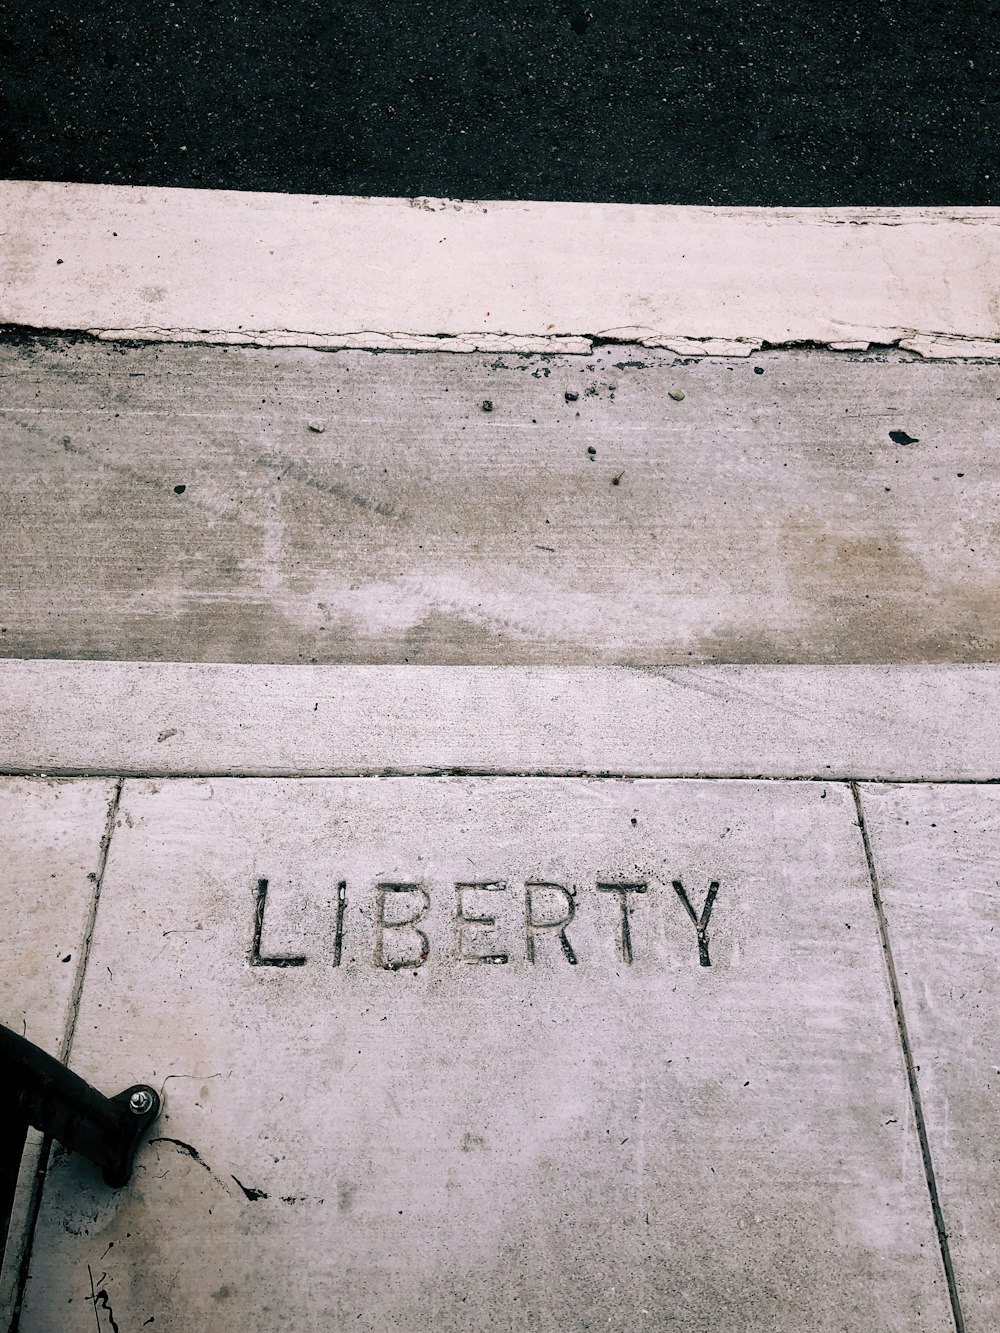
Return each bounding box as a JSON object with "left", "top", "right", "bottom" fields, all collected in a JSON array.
[
  {"left": 0, "top": 1023, "right": 161, "bottom": 1257},
  {"left": 0, "top": 1103, "right": 29, "bottom": 1264}
]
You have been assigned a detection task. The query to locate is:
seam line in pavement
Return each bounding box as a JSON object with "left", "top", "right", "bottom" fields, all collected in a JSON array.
[
  {"left": 8, "top": 779, "right": 123, "bottom": 1333},
  {"left": 850, "top": 781, "right": 966, "bottom": 1333},
  {"left": 2, "top": 771, "right": 999, "bottom": 783}
]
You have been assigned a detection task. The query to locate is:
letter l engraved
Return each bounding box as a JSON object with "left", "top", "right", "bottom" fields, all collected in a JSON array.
[
  {"left": 672, "top": 879, "right": 720, "bottom": 967},
  {"left": 249, "top": 878, "right": 307, "bottom": 968}
]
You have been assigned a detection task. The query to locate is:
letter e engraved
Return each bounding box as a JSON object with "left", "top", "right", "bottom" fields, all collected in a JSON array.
[
  {"left": 596, "top": 883, "right": 647, "bottom": 964},
  {"left": 672, "top": 879, "right": 720, "bottom": 967},
  {"left": 375, "top": 884, "right": 431, "bottom": 971},
  {"left": 525, "top": 883, "right": 578, "bottom": 965},
  {"left": 455, "top": 883, "right": 508, "bottom": 964},
  {"left": 249, "top": 878, "right": 307, "bottom": 968}
]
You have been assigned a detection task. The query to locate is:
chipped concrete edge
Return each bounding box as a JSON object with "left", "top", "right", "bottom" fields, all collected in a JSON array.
[
  {"left": 83, "top": 328, "right": 598, "bottom": 355},
  {"left": 77, "top": 328, "right": 1000, "bottom": 358}
]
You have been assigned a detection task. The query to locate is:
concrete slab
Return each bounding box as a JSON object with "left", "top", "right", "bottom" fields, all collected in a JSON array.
[
  {"left": 0, "top": 777, "right": 119, "bottom": 1328},
  {"left": 859, "top": 783, "right": 1000, "bottom": 1332},
  {"left": 20, "top": 777, "right": 950, "bottom": 1331},
  {"left": 1, "top": 662, "right": 999, "bottom": 782},
  {"left": 3, "top": 342, "right": 1000, "bottom": 665}
]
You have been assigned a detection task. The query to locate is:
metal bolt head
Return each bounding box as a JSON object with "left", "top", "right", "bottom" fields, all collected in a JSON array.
[{"left": 128, "top": 1089, "right": 155, "bottom": 1115}]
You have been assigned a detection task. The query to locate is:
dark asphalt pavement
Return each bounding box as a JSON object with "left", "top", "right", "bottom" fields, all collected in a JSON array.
[{"left": 1, "top": 0, "right": 998, "bottom": 204}]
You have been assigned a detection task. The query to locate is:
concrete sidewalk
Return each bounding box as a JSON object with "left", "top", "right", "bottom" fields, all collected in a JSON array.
[
  {"left": 1, "top": 669, "right": 998, "bottom": 1331},
  {"left": 3, "top": 195, "right": 999, "bottom": 1330},
  {"left": 3, "top": 336, "right": 999, "bottom": 1328}
]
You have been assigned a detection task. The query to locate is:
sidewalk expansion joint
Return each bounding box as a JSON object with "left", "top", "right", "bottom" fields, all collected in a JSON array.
[
  {"left": 61, "top": 777, "right": 124, "bottom": 1065},
  {"left": 850, "top": 781, "right": 967, "bottom": 1333}
]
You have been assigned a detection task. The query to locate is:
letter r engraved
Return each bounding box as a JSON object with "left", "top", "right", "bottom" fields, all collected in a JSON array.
[
  {"left": 455, "top": 883, "right": 509, "bottom": 964},
  {"left": 596, "top": 883, "right": 647, "bottom": 964},
  {"left": 375, "top": 883, "right": 431, "bottom": 971},
  {"left": 249, "top": 878, "right": 307, "bottom": 968},
  {"left": 525, "top": 883, "right": 578, "bottom": 965},
  {"left": 672, "top": 879, "right": 720, "bottom": 967}
]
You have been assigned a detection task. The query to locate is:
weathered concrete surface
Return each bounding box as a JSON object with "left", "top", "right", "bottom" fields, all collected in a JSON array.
[
  {"left": 0, "top": 778, "right": 118, "bottom": 1328},
  {"left": 2, "top": 662, "right": 1000, "bottom": 781},
  {"left": 860, "top": 783, "right": 1000, "bottom": 1332},
  {"left": 20, "top": 778, "right": 950, "bottom": 1332},
  {"left": 2, "top": 341, "right": 999, "bottom": 665},
  {"left": 2, "top": 184, "right": 999, "bottom": 347}
]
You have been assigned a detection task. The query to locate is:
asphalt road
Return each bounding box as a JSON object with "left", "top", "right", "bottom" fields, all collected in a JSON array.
[{"left": 1, "top": 0, "right": 998, "bottom": 204}]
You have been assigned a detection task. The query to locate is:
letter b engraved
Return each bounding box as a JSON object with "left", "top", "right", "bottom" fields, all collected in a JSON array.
[{"left": 375, "top": 884, "right": 431, "bottom": 971}]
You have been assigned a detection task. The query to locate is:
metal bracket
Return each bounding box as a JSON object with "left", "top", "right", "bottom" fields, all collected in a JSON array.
[{"left": 0, "top": 1023, "right": 161, "bottom": 1259}]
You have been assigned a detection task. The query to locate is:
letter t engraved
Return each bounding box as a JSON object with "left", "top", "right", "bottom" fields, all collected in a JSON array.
[
  {"left": 596, "top": 883, "right": 647, "bottom": 964},
  {"left": 672, "top": 879, "right": 720, "bottom": 967},
  {"left": 249, "top": 878, "right": 307, "bottom": 968}
]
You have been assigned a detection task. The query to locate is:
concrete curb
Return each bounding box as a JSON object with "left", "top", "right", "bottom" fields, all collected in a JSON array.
[{"left": 2, "top": 183, "right": 999, "bottom": 355}]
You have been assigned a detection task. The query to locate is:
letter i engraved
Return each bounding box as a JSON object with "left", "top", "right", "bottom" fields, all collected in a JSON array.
[
  {"left": 672, "top": 879, "right": 720, "bottom": 967},
  {"left": 249, "top": 878, "right": 307, "bottom": 968},
  {"left": 596, "top": 883, "right": 647, "bottom": 964},
  {"left": 332, "top": 882, "right": 347, "bottom": 967}
]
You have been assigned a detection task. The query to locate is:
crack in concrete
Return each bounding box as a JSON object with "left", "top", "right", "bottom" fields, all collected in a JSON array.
[
  {"left": 75, "top": 328, "right": 1000, "bottom": 359},
  {"left": 3, "top": 322, "right": 1000, "bottom": 357}
]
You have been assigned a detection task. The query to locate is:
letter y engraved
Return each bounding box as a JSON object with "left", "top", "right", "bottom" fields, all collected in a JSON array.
[{"left": 671, "top": 879, "right": 720, "bottom": 967}]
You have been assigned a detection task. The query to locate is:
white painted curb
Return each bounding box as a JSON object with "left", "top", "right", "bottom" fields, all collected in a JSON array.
[{"left": 2, "top": 182, "right": 999, "bottom": 355}]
